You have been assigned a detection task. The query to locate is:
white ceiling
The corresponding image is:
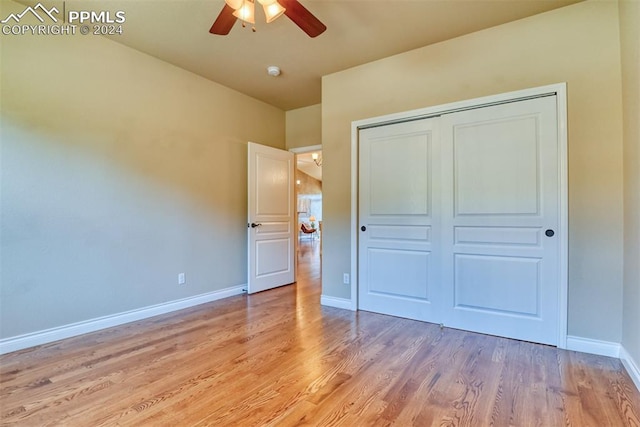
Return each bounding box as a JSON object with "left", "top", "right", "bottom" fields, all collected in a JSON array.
[{"left": 40, "top": 0, "right": 582, "bottom": 111}]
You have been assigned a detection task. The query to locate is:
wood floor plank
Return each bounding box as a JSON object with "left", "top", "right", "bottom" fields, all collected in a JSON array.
[{"left": 2, "top": 240, "right": 640, "bottom": 426}]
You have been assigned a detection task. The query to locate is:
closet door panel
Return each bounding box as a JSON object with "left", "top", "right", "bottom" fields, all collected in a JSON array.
[
  {"left": 358, "top": 118, "right": 442, "bottom": 323},
  {"left": 441, "top": 96, "right": 560, "bottom": 345}
]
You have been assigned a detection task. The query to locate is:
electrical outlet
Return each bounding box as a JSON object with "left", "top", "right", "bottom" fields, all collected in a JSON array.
[
  {"left": 343, "top": 273, "right": 350, "bottom": 285},
  {"left": 178, "top": 273, "right": 186, "bottom": 285}
]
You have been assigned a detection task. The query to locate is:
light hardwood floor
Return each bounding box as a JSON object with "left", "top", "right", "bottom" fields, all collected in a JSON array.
[{"left": 2, "top": 239, "right": 640, "bottom": 426}]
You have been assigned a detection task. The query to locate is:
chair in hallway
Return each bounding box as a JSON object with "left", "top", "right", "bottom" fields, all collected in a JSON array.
[{"left": 300, "top": 223, "right": 317, "bottom": 240}]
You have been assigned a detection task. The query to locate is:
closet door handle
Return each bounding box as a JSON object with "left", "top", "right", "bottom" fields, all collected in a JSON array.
[
  {"left": 545, "top": 229, "right": 555, "bottom": 237},
  {"left": 361, "top": 226, "right": 367, "bottom": 232},
  {"left": 250, "top": 223, "right": 262, "bottom": 228}
]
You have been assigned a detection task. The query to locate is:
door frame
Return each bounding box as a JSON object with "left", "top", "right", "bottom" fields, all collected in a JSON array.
[{"left": 350, "top": 83, "right": 569, "bottom": 348}]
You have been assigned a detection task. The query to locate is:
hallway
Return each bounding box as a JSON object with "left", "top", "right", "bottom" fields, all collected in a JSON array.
[{"left": 297, "top": 234, "right": 321, "bottom": 285}]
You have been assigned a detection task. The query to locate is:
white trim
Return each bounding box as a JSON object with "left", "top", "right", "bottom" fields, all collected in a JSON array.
[
  {"left": 321, "top": 295, "right": 355, "bottom": 311},
  {"left": 621, "top": 346, "right": 640, "bottom": 393},
  {"left": 0, "top": 285, "right": 246, "bottom": 355},
  {"left": 350, "top": 122, "right": 359, "bottom": 311},
  {"left": 555, "top": 84, "right": 569, "bottom": 349},
  {"left": 566, "top": 335, "right": 621, "bottom": 358},
  {"left": 350, "top": 83, "right": 569, "bottom": 347},
  {"left": 289, "top": 144, "right": 322, "bottom": 154},
  {"left": 352, "top": 84, "right": 566, "bottom": 129}
]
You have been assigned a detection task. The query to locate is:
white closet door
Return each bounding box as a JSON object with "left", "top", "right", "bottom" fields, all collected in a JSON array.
[
  {"left": 358, "top": 118, "right": 442, "bottom": 323},
  {"left": 440, "top": 96, "right": 559, "bottom": 345}
]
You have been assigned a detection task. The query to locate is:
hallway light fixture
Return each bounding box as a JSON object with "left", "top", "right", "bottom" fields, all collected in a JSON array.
[{"left": 312, "top": 152, "right": 322, "bottom": 167}]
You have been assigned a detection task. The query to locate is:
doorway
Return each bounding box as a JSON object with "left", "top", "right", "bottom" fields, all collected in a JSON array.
[{"left": 291, "top": 146, "right": 323, "bottom": 279}]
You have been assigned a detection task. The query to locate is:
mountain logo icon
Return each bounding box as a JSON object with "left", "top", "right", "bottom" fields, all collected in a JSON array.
[{"left": 1, "top": 3, "right": 59, "bottom": 24}]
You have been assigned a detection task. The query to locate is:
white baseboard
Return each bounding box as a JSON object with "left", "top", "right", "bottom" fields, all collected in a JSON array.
[
  {"left": 565, "top": 337, "right": 640, "bottom": 392},
  {"left": 621, "top": 346, "right": 640, "bottom": 393},
  {"left": 566, "top": 335, "right": 621, "bottom": 358},
  {"left": 320, "top": 295, "right": 354, "bottom": 311},
  {"left": 0, "top": 285, "right": 246, "bottom": 355}
]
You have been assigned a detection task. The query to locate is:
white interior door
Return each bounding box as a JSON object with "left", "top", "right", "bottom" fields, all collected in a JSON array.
[
  {"left": 440, "top": 96, "right": 559, "bottom": 345},
  {"left": 358, "top": 118, "right": 442, "bottom": 323},
  {"left": 248, "top": 142, "right": 295, "bottom": 294}
]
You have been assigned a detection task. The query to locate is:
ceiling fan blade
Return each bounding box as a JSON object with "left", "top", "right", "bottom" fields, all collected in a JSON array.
[
  {"left": 279, "top": 0, "right": 326, "bottom": 38},
  {"left": 210, "top": 3, "right": 237, "bottom": 35}
]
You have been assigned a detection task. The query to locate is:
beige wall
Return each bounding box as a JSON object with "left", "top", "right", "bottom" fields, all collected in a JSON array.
[
  {"left": 0, "top": 0, "right": 285, "bottom": 339},
  {"left": 296, "top": 170, "right": 322, "bottom": 195},
  {"left": 286, "top": 104, "right": 321, "bottom": 149},
  {"left": 322, "top": 0, "right": 624, "bottom": 342},
  {"left": 620, "top": 0, "right": 640, "bottom": 366}
]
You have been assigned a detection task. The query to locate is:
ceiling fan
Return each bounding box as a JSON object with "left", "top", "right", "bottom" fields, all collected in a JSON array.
[{"left": 210, "top": 0, "right": 326, "bottom": 38}]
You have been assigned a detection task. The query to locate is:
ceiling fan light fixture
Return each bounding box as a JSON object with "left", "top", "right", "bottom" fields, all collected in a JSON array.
[
  {"left": 210, "top": 0, "right": 326, "bottom": 38},
  {"left": 263, "top": 2, "right": 286, "bottom": 23},
  {"left": 225, "top": 0, "right": 244, "bottom": 9},
  {"left": 232, "top": 0, "right": 255, "bottom": 24}
]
